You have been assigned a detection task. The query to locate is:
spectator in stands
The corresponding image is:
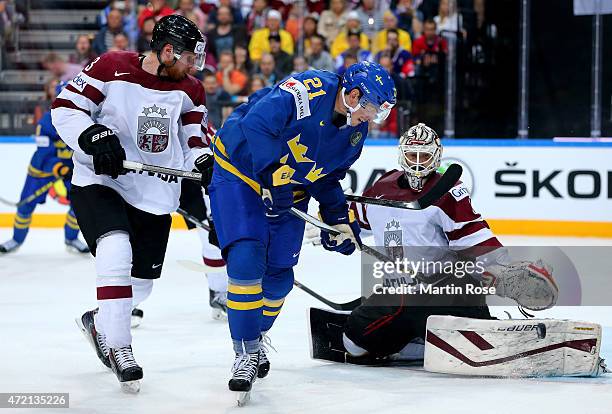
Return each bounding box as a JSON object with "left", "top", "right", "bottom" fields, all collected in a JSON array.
[
  {"left": 330, "top": 11, "right": 370, "bottom": 58},
  {"left": 356, "top": 0, "right": 384, "bottom": 39},
  {"left": 174, "top": 0, "right": 206, "bottom": 31},
  {"left": 207, "top": 5, "right": 247, "bottom": 60},
  {"left": 245, "top": 0, "right": 269, "bottom": 36},
  {"left": 203, "top": 71, "right": 232, "bottom": 128},
  {"left": 248, "top": 74, "right": 267, "bottom": 94},
  {"left": 434, "top": 0, "right": 466, "bottom": 39},
  {"left": 268, "top": 33, "right": 293, "bottom": 78},
  {"left": 249, "top": 10, "right": 294, "bottom": 62},
  {"left": 137, "top": 0, "right": 174, "bottom": 29},
  {"left": 70, "top": 35, "right": 97, "bottom": 67},
  {"left": 99, "top": 0, "right": 139, "bottom": 47},
  {"left": 207, "top": 0, "right": 243, "bottom": 31},
  {"left": 110, "top": 32, "right": 130, "bottom": 51},
  {"left": 307, "top": 34, "right": 334, "bottom": 72},
  {"left": 373, "top": 11, "right": 412, "bottom": 55},
  {"left": 255, "top": 53, "right": 279, "bottom": 86},
  {"left": 216, "top": 50, "right": 249, "bottom": 96},
  {"left": 234, "top": 44, "right": 253, "bottom": 75},
  {"left": 42, "top": 53, "right": 82, "bottom": 82},
  {"left": 336, "top": 52, "right": 357, "bottom": 76},
  {"left": 137, "top": 16, "right": 155, "bottom": 53},
  {"left": 93, "top": 8, "right": 126, "bottom": 55},
  {"left": 292, "top": 55, "right": 311, "bottom": 74},
  {"left": 335, "top": 30, "right": 372, "bottom": 73},
  {"left": 33, "top": 77, "right": 59, "bottom": 124},
  {"left": 375, "top": 28, "right": 414, "bottom": 77},
  {"left": 0, "top": 0, "right": 13, "bottom": 42},
  {"left": 298, "top": 12, "right": 319, "bottom": 57},
  {"left": 412, "top": 18, "right": 447, "bottom": 80},
  {"left": 318, "top": 0, "right": 348, "bottom": 49},
  {"left": 393, "top": 0, "right": 422, "bottom": 39}
]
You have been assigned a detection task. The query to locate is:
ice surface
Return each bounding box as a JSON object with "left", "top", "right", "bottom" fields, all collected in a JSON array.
[{"left": 0, "top": 229, "right": 611, "bottom": 414}]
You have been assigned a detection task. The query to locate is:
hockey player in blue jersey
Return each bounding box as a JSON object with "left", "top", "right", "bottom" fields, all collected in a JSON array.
[
  {"left": 0, "top": 83, "right": 89, "bottom": 254},
  {"left": 208, "top": 61, "right": 396, "bottom": 396}
]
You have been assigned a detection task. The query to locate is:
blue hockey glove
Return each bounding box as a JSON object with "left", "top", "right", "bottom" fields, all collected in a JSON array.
[
  {"left": 319, "top": 206, "right": 362, "bottom": 255},
  {"left": 259, "top": 164, "right": 294, "bottom": 216}
]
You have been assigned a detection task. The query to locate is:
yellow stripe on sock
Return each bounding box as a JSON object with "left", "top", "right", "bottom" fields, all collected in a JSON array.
[
  {"left": 227, "top": 299, "right": 263, "bottom": 311},
  {"left": 263, "top": 309, "right": 281, "bottom": 317},
  {"left": 263, "top": 297, "right": 285, "bottom": 307},
  {"left": 228, "top": 283, "right": 263, "bottom": 295}
]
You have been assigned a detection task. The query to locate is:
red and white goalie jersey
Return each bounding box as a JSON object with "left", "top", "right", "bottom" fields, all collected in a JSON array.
[
  {"left": 51, "top": 51, "right": 208, "bottom": 214},
  {"left": 352, "top": 170, "right": 502, "bottom": 253}
]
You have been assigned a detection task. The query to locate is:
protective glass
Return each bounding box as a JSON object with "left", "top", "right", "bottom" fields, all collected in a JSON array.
[
  {"left": 359, "top": 96, "right": 394, "bottom": 124},
  {"left": 174, "top": 41, "right": 206, "bottom": 71}
]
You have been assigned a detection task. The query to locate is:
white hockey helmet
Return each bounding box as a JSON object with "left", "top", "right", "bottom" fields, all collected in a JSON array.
[{"left": 398, "top": 123, "right": 442, "bottom": 192}]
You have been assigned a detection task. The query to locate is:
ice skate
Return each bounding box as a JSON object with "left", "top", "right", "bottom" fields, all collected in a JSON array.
[
  {"left": 258, "top": 334, "right": 275, "bottom": 378},
  {"left": 229, "top": 351, "right": 259, "bottom": 406},
  {"left": 109, "top": 346, "right": 143, "bottom": 393},
  {"left": 0, "top": 239, "right": 21, "bottom": 254},
  {"left": 75, "top": 309, "right": 111, "bottom": 368},
  {"left": 65, "top": 238, "right": 90, "bottom": 254},
  {"left": 209, "top": 288, "right": 228, "bottom": 320},
  {"left": 131, "top": 308, "right": 143, "bottom": 328}
]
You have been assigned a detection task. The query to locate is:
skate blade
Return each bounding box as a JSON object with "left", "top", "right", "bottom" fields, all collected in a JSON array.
[
  {"left": 121, "top": 380, "right": 141, "bottom": 394},
  {"left": 211, "top": 308, "right": 227, "bottom": 321},
  {"left": 236, "top": 391, "right": 251, "bottom": 407}
]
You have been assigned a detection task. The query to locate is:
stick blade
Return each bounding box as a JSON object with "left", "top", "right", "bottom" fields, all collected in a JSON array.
[{"left": 417, "top": 163, "right": 463, "bottom": 209}]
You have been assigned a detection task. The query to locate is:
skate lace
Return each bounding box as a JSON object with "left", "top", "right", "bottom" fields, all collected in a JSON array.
[
  {"left": 96, "top": 332, "right": 110, "bottom": 357},
  {"left": 231, "top": 353, "right": 258, "bottom": 381},
  {"left": 113, "top": 346, "right": 138, "bottom": 369}
]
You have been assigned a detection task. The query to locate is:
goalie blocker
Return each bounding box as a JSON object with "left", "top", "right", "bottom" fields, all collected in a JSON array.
[{"left": 424, "top": 315, "right": 607, "bottom": 377}]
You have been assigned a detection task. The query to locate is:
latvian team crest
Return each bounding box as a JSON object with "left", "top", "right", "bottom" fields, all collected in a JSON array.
[
  {"left": 384, "top": 219, "right": 404, "bottom": 260},
  {"left": 138, "top": 105, "right": 170, "bottom": 153}
]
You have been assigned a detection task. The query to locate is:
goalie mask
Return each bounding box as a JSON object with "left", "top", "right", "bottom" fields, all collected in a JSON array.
[{"left": 398, "top": 123, "right": 442, "bottom": 192}]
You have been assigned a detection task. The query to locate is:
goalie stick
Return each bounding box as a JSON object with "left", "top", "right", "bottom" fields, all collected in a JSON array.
[{"left": 345, "top": 163, "right": 463, "bottom": 210}]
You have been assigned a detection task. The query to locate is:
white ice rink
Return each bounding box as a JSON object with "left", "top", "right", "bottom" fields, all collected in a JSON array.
[{"left": 1, "top": 229, "right": 611, "bottom": 414}]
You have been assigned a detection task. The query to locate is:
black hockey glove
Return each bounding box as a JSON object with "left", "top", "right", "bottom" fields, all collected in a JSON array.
[
  {"left": 78, "top": 124, "right": 127, "bottom": 179},
  {"left": 207, "top": 219, "right": 220, "bottom": 248},
  {"left": 194, "top": 153, "right": 214, "bottom": 189}
]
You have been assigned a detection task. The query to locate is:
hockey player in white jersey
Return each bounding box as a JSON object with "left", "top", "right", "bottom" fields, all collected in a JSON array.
[
  {"left": 51, "top": 15, "right": 213, "bottom": 392},
  {"left": 309, "top": 123, "right": 559, "bottom": 364}
]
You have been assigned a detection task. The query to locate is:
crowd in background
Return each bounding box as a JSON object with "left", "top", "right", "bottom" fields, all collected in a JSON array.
[{"left": 4, "top": 0, "right": 493, "bottom": 137}]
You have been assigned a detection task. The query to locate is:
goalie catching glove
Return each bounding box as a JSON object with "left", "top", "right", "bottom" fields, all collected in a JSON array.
[
  {"left": 78, "top": 124, "right": 127, "bottom": 179},
  {"left": 319, "top": 206, "right": 362, "bottom": 255},
  {"left": 482, "top": 259, "right": 559, "bottom": 311}
]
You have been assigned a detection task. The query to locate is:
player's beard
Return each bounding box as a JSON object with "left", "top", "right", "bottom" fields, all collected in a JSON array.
[{"left": 164, "top": 62, "right": 189, "bottom": 81}]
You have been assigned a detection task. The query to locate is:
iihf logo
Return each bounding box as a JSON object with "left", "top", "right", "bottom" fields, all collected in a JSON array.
[
  {"left": 384, "top": 219, "right": 404, "bottom": 260},
  {"left": 137, "top": 105, "right": 170, "bottom": 153}
]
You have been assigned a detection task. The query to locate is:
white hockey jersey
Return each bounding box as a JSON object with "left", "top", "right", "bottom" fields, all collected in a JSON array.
[
  {"left": 352, "top": 170, "right": 502, "bottom": 257},
  {"left": 51, "top": 51, "right": 208, "bottom": 215}
]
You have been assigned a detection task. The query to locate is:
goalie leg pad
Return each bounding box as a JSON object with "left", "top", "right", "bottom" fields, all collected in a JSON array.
[{"left": 424, "top": 315, "right": 603, "bottom": 377}]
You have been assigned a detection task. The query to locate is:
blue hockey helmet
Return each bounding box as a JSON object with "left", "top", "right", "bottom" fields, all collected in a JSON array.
[{"left": 341, "top": 61, "right": 397, "bottom": 124}]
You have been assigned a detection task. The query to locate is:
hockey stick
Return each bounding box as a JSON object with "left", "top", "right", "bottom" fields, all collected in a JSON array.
[
  {"left": 177, "top": 259, "right": 364, "bottom": 311},
  {"left": 345, "top": 163, "right": 463, "bottom": 210},
  {"left": 177, "top": 207, "right": 211, "bottom": 231},
  {"left": 0, "top": 178, "right": 61, "bottom": 207}
]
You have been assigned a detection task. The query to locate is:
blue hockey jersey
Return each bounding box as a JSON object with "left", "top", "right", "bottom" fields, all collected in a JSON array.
[
  {"left": 212, "top": 70, "right": 368, "bottom": 207},
  {"left": 28, "top": 111, "right": 73, "bottom": 178}
]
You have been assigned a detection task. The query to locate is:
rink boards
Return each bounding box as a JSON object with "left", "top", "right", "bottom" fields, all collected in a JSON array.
[{"left": 0, "top": 137, "right": 611, "bottom": 237}]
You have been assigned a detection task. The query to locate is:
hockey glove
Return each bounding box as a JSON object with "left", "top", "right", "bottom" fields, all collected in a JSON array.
[
  {"left": 194, "top": 153, "right": 214, "bottom": 188},
  {"left": 207, "top": 219, "right": 220, "bottom": 248},
  {"left": 259, "top": 165, "right": 294, "bottom": 217},
  {"left": 52, "top": 162, "right": 72, "bottom": 179},
  {"left": 320, "top": 207, "right": 362, "bottom": 255},
  {"left": 482, "top": 259, "right": 558, "bottom": 311},
  {"left": 78, "top": 124, "right": 127, "bottom": 179}
]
